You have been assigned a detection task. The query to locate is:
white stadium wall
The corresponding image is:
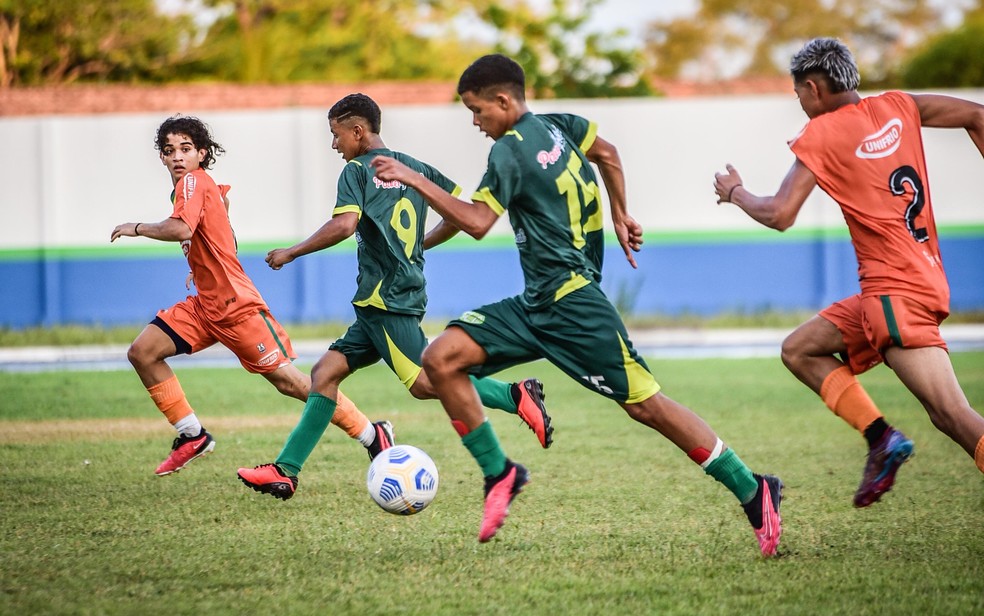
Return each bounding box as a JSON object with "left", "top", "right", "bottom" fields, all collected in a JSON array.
[{"left": 1, "top": 91, "right": 983, "bottom": 328}]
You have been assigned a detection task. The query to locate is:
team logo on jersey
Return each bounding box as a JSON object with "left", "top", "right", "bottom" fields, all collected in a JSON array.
[
  {"left": 536, "top": 125, "right": 567, "bottom": 169},
  {"left": 183, "top": 172, "right": 197, "bottom": 201},
  {"left": 180, "top": 239, "right": 191, "bottom": 257},
  {"left": 514, "top": 227, "right": 527, "bottom": 246},
  {"left": 855, "top": 118, "right": 902, "bottom": 159},
  {"left": 458, "top": 311, "right": 486, "bottom": 325},
  {"left": 257, "top": 350, "right": 281, "bottom": 367},
  {"left": 257, "top": 343, "right": 266, "bottom": 353},
  {"left": 372, "top": 176, "right": 404, "bottom": 190}
]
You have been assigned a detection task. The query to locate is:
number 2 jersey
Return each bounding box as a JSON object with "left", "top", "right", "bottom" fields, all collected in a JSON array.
[
  {"left": 472, "top": 112, "right": 605, "bottom": 311},
  {"left": 170, "top": 168, "right": 269, "bottom": 324},
  {"left": 333, "top": 149, "right": 461, "bottom": 316},
  {"left": 789, "top": 90, "right": 949, "bottom": 313}
]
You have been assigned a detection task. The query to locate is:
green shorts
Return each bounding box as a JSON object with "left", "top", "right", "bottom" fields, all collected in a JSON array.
[
  {"left": 449, "top": 282, "right": 660, "bottom": 404},
  {"left": 329, "top": 306, "right": 426, "bottom": 389}
]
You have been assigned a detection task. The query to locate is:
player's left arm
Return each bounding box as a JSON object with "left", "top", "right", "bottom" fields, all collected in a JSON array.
[
  {"left": 910, "top": 93, "right": 984, "bottom": 158},
  {"left": 371, "top": 155, "right": 499, "bottom": 239},
  {"left": 423, "top": 218, "right": 461, "bottom": 250},
  {"left": 585, "top": 135, "right": 641, "bottom": 268}
]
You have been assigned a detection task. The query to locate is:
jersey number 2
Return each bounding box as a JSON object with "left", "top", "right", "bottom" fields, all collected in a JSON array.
[{"left": 889, "top": 165, "right": 928, "bottom": 243}]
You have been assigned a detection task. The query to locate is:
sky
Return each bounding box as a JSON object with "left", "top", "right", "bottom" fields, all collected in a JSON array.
[{"left": 581, "top": 0, "right": 697, "bottom": 40}]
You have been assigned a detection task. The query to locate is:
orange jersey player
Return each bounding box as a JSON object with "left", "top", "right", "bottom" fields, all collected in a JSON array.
[
  {"left": 714, "top": 37, "right": 984, "bottom": 507},
  {"left": 110, "top": 115, "right": 393, "bottom": 478}
]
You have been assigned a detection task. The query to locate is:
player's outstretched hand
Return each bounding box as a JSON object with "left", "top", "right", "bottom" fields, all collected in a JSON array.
[
  {"left": 714, "top": 164, "right": 744, "bottom": 204},
  {"left": 110, "top": 223, "right": 139, "bottom": 242},
  {"left": 266, "top": 248, "right": 294, "bottom": 270},
  {"left": 615, "top": 215, "right": 643, "bottom": 269}
]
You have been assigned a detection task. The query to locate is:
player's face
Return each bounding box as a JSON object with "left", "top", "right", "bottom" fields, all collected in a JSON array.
[
  {"left": 160, "top": 133, "right": 206, "bottom": 184},
  {"left": 460, "top": 90, "right": 511, "bottom": 140},
  {"left": 330, "top": 118, "right": 361, "bottom": 161}
]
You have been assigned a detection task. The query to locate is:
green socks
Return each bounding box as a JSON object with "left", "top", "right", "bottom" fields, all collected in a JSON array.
[
  {"left": 275, "top": 392, "right": 337, "bottom": 476},
  {"left": 461, "top": 419, "right": 507, "bottom": 478},
  {"left": 471, "top": 376, "right": 518, "bottom": 414},
  {"left": 704, "top": 448, "right": 760, "bottom": 504}
]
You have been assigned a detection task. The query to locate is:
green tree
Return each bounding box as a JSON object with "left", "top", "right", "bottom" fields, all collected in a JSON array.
[
  {"left": 184, "top": 0, "right": 486, "bottom": 83},
  {"left": 901, "top": 10, "right": 984, "bottom": 88},
  {"left": 478, "top": 0, "right": 651, "bottom": 98},
  {"left": 0, "top": 0, "right": 193, "bottom": 86},
  {"left": 642, "top": 0, "right": 943, "bottom": 84}
]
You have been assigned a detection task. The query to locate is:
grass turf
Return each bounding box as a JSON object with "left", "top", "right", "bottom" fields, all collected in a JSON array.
[{"left": 1, "top": 355, "right": 983, "bottom": 615}]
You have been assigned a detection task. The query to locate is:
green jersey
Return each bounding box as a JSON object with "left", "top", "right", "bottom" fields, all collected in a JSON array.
[
  {"left": 473, "top": 112, "right": 604, "bottom": 311},
  {"left": 334, "top": 148, "right": 460, "bottom": 315}
]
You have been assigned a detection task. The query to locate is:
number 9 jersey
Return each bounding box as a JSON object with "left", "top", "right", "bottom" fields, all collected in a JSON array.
[
  {"left": 332, "top": 148, "right": 461, "bottom": 316},
  {"left": 788, "top": 91, "right": 948, "bottom": 313}
]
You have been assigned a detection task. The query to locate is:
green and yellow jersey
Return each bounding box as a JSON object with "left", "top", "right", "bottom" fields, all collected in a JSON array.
[{"left": 334, "top": 148, "right": 461, "bottom": 315}]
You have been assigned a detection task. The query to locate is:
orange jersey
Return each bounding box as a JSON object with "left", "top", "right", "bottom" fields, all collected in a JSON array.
[
  {"left": 171, "top": 169, "right": 268, "bottom": 324},
  {"left": 789, "top": 91, "right": 949, "bottom": 313}
]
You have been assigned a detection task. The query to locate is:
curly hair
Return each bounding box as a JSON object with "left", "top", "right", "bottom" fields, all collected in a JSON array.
[
  {"left": 457, "top": 54, "right": 526, "bottom": 100},
  {"left": 328, "top": 93, "right": 382, "bottom": 134},
  {"left": 155, "top": 115, "right": 225, "bottom": 170},
  {"left": 790, "top": 38, "right": 861, "bottom": 94}
]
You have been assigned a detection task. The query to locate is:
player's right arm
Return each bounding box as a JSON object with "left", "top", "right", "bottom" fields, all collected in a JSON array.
[
  {"left": 110, "top": 217, "right": 192, "bottom": 242},
  {"left": 265, "top": 211, "right": 359, "bottom": 270},
  {"left": 713, "top": 160, "right": 817, "bottom": 231}
]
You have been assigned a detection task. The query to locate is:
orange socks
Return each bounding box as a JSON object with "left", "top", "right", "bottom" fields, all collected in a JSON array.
[
  {"left": 975, "top": 435, "right": 984, "bottom": 474},
  {"left": 147, "top": 375, "right": 195, "bottom": 424},
  {"left": 820, "top": 366, "right": 883, "bottom": 434},
  {"left": 331, "top": 390, "right": 370, "bottom": 440}
]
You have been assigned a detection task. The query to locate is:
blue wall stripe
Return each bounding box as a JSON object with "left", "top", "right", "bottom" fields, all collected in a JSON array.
[{"left": 1, "top": 235, "right": 981, "bottom": 329}]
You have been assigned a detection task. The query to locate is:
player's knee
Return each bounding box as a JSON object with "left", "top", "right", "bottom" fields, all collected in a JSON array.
[
  {"left": 780, "top": 335, "right": 805, "bottom": 372},
  {"left": 126, "top": 341, "right": 151, "bottom": 369},
  {"left": 420, "top": 344, "right": 449, "bottom": 379}
]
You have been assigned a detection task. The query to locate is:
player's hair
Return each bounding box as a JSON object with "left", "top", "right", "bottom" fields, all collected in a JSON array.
[
  {"left": 155, "top": 115, "right": 225, "bottom": 170},
  {"left": 457, "top": 54, "right": 526, "bottom": 101},
  {"left": 790, "top": 37, "right": 860, "bottom": 93},
  {"left": 328, "top": 93, "right": 382, "bottom": 134}
]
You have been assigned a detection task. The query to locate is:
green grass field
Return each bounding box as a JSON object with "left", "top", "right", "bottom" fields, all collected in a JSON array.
[{"left": 2, "top": 355, "right": 983, "bottom": 615}]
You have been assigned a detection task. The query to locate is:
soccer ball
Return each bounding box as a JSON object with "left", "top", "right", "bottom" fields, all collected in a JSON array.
[{"left": 366, "top": 445, "right": 439, "bottom": 515}]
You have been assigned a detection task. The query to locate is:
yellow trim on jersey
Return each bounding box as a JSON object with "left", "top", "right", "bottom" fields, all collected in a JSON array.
[
  {"left": 554, "top": 272, "right": 592, "bottom": 302},
  {"left": 504, "top": 129, "right": 523, "bottom": 141},
  {"left": 618, "top": 332, "right": 661, "bottom": 404},
  {"left": 353, "top": 280, "right": 386, "bottom": 311},
  {"left": 450, "top": 184, "right": 463, "bottom": 198},
  {"left": 472, "top": 187, "right": 505, "bottom": 216},
  {"left": 332, "top": 204, "right": 363, "bottom": 219},
  {"left": 580, "top": 121, "right": 598, "bottom": 153},
  {"left": 384, "top": 328, "right": 422, "bottom": 389}
]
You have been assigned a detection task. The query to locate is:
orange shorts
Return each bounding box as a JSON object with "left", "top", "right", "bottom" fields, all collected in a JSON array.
[
  {"left": 820, "top": 293, "right": 948, "bottom": 374},
  {"left": 156, "top": 295, "right": 296, "bottom": 374}
]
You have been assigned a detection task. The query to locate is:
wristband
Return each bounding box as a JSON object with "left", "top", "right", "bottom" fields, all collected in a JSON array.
[
  {"left": 134, "top": 223, "right": 142, "bottom": 236},
  {"left": 726, "top": 184, "right": 742, "bottom": 202}
]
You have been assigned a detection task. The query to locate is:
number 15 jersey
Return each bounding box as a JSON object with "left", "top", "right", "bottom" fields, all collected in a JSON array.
[{"left": 789, "top": 90, "right": 948, "bottom": 313}]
